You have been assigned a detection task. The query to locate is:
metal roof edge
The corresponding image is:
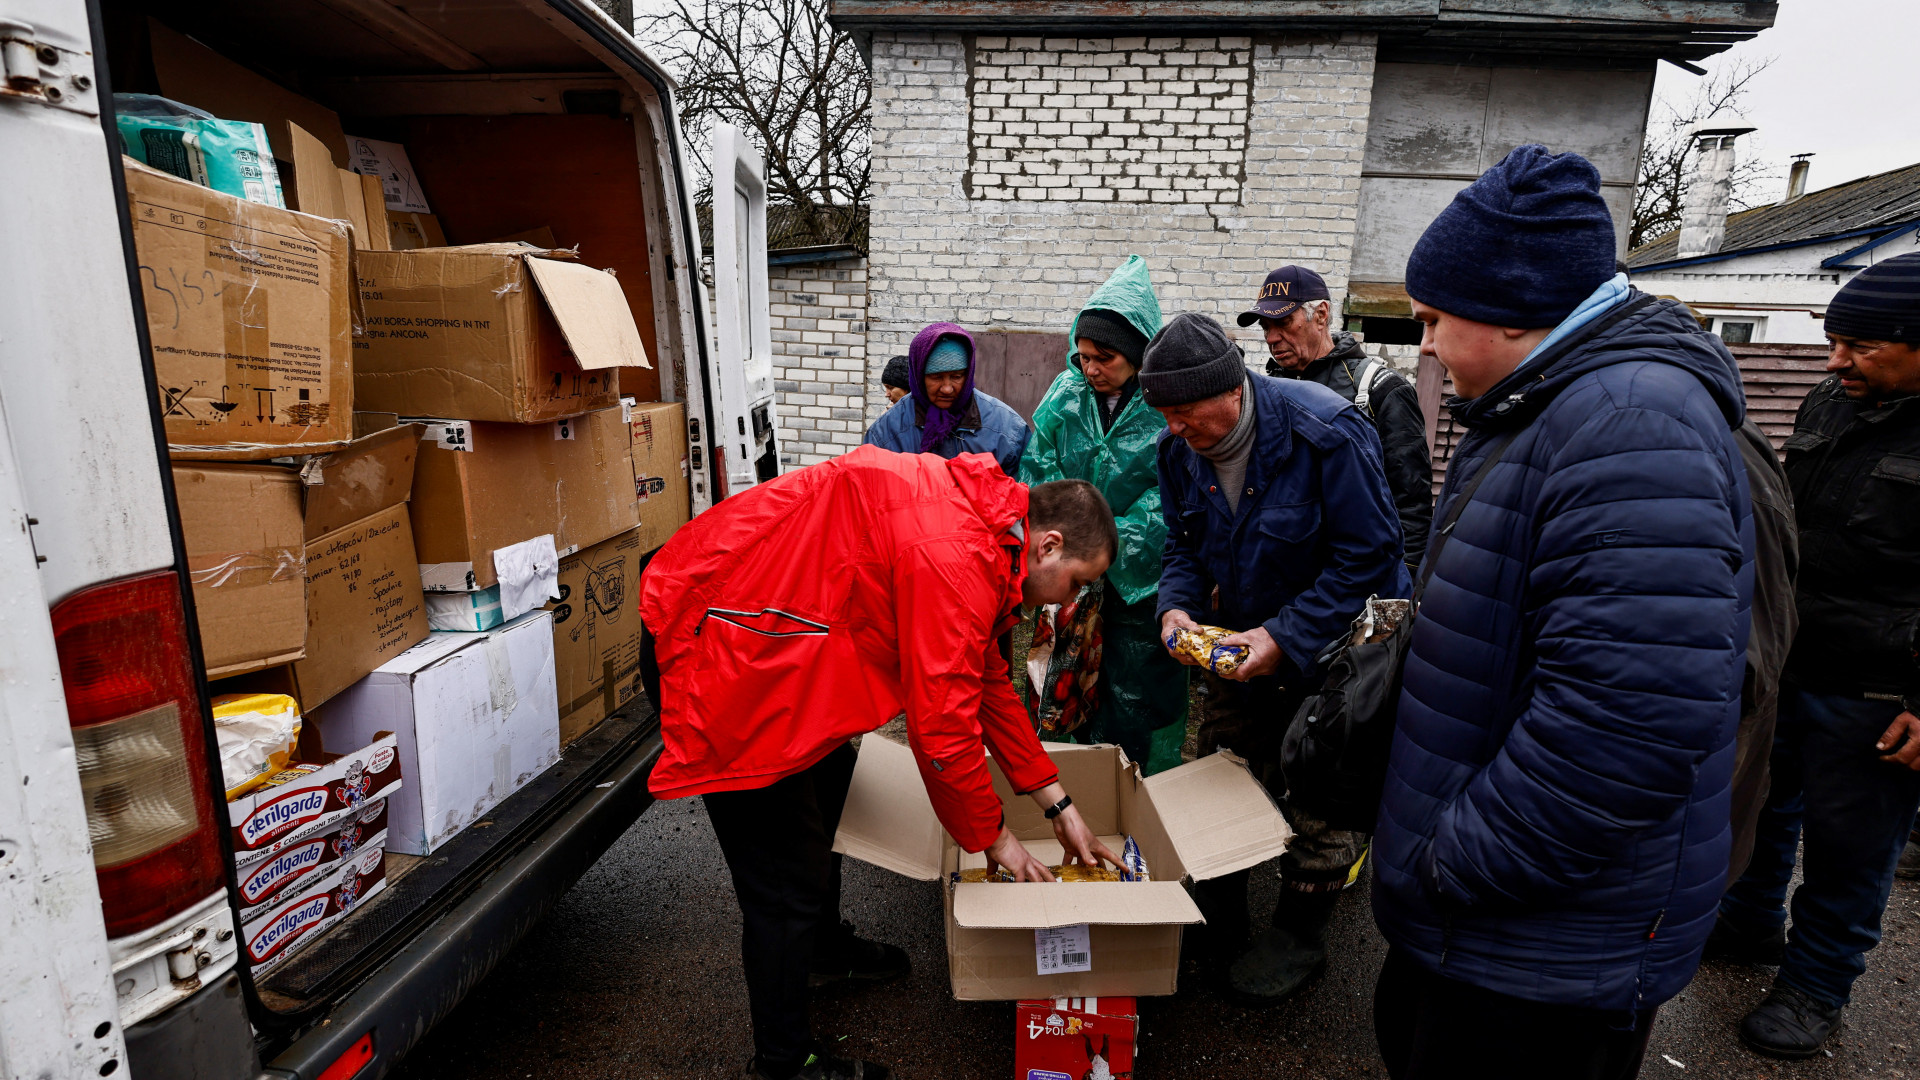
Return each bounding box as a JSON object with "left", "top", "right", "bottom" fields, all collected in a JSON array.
[
  {"left": 1628, "top": 224, "right": 1906, "bottom": 274},
  {"left": 1820, "top": 220, "right": 1920, "bottom": 269}
]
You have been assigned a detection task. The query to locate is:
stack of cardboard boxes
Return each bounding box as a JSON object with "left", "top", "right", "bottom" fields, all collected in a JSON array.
[{"left": 126, "top": 54, "right": 691, "bottom": 974}]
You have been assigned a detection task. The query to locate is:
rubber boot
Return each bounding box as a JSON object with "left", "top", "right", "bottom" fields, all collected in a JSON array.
[
  {"left": 1226, "top": 887, "right": 1341, "bottom": 1006},
  {"left": 1188, "top": 869, "right": 1252, "bottom": 973}
]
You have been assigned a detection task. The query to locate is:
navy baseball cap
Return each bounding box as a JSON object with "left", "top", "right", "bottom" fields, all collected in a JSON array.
[{"left": 1237, "top": 265, "right": 1331, "bottom": 326}]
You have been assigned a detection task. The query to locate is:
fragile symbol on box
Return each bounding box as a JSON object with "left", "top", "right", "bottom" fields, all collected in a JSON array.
[
  {"left": 1035, "top": 924, "right": 1092, "bottom": 975},
  {"left": 553, "top": 418, "right": 576, "bottom": 441},
  {"left": 404, "top": 419, "right": 474, "bottom": 452}
]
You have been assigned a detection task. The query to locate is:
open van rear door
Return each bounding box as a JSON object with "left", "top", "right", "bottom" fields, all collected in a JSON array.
[{"left": 706, "top": 122, "right": 780, "bottom": 495}]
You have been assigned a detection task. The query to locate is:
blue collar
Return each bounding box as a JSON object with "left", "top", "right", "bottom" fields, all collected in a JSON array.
[{"left": 1516, "top": 273, "right": 1632, "bottom": 372}]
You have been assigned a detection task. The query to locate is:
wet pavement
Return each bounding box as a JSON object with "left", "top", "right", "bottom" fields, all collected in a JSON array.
[{"left": 391, "top": 779, "right": 1920, "bottom": 1080}]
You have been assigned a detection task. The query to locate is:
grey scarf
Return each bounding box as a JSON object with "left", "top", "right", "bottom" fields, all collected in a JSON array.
[{"left": 1197, "top": 375, "right": 1256, "bottom": 513}]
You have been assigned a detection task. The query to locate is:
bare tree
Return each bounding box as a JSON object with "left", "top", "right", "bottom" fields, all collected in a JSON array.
[
  {"left": 1631, "top": 57, "right": 1777, "bottom": 250},
  {"left": 637, "top": 0, "right": 869, "bottom": 245}
]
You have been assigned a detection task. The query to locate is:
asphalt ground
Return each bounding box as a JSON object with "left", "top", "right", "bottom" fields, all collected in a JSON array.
[{"left": 389, "top": 765, "right": 1920, "bottom": 1080}]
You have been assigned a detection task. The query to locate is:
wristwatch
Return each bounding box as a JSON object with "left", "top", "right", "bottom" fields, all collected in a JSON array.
[{"left": 1044, "top": 795, "right": 1073, "bottom": 820}]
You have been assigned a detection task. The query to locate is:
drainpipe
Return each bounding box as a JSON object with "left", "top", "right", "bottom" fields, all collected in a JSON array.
[{"left": 1677, "top": 122, "right": 1756, "bottom": 259}]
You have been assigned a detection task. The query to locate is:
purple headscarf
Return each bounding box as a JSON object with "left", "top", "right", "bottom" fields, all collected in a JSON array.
[{"left": 907, "top": 322, "right": 977, "bottom": 455}]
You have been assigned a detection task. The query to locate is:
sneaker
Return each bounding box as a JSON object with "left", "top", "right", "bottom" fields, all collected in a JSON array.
[
  {"left": 1897, "top": 836, "right": 1920, "bottom": 882},
  {"left": 748, "top": 1052, "right": 892, "bottom": 1080},
  {"left": 1703, "top": 914, "right": 1786, "bottom": 967},
  {"left": 809, "top": 919, "right": 909, "bottom": 988},
  {"left": 1739, "top": 984, "right": 1844, "bottom": 1060}
]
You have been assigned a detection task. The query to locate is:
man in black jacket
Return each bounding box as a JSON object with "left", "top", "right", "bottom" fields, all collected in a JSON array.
[
  {"left": 1241, "top": 266, "right": 1432, "bottom": 564},
  {"left": 1713, "top": 252, "right": 1920, "bottom": 1059}
]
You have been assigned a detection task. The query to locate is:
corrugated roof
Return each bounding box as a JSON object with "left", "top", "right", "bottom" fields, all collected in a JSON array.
[
  {"left": 1629, "top": 161, "right": 1920, "bottom": 269},
  {"left": 695, "top": 203, "right": 869, "bottom": 254}
]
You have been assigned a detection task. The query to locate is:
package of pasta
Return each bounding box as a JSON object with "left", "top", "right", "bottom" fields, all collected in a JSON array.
[
  {"left": 952, "top": 835, "right": 1150, "bottom": 884},
  {"left": 213, "top": 693, "right": 303, "bottom": 800},
  {"left": 1164, "top": 623, "right": 1251, "bottom": 677}
]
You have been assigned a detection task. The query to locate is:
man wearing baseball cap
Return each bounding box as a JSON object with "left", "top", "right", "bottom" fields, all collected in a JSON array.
[{"left": 1239, "top": 267, "right": 1432, "bottom": 564}]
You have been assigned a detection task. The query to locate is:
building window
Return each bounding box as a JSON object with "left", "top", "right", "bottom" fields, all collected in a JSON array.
[{"left": 1715, "top": 319, "right": 1759, "bottom": 344}]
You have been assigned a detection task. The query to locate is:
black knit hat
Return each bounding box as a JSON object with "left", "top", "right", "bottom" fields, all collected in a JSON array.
[
  {"left": 1826, "top": 253, "right": 1920, "bottom": 344},
  {"left": 881, "top": 354, "right": 911, "bottom": 390},
  {"left": 1138, "top": 313, "right": 1247, "bottom": 407},
  {"left": 1074, "top": 308, "right": 1148, "bottom": 366}
]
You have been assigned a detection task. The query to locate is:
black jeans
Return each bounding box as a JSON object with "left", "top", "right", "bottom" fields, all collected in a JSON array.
[
  {"left": 704, "top": 743, "right": 858, "bottom": 1071},
  {"left": 1373, "top": 947, "right": 1656, "bottom": 1080}
]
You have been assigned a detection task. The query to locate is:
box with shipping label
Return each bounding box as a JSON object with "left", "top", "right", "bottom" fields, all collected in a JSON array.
[
  {"left": 126, "top": 159, "right": 354, "bottom": 458},
  {"left": 241, "top": 843, "right": 388, "bottom": 974},
  {"left": 1015, "top": 998, "right": 1138, "bottom": 1080},
  {"left": 548, "top": 529, "right": 645, "bottom": 746},
  {"left": 173, "top": 463, "right": 307, "bottom": 678},
  {"left": 235, "top": 797, "right": 388, "bottom": 920},
  {"left": 834, "top": 739, "right": 1292, "bottom": 1000},
  {"left": 353, "top": 245, "right": 649, "bottom": 423},
  {"left": 315, "top": 613, "right": 560, "bottom": 856},
  {"left": 227, "top": 731, "right": 402, "bottom": 868},
  {"left": 626, "top": 400, "right": 690, "bottom": 552},
  {"left": 408, "top": 407, "right": 639, "bottom": 592},
  {"left": 294, "top": 504, "right": 430, "bottom": 710}
]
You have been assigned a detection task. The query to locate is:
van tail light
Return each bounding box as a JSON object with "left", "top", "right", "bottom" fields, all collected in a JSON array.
[{"left": 52, "top": 571, "right": 224, "bottom": 939}]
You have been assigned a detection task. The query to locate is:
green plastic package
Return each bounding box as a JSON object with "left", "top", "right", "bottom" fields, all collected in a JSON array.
[{"left": 116, "top": 94, "right": 285, "bottom": 208}]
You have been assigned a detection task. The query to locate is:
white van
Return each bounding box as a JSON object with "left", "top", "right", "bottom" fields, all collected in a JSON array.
[{"left": 0, "top": 2, "right": 774, "bottom": 1076}]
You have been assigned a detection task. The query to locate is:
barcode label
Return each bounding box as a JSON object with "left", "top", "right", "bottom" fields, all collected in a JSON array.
[{"left": 1034, "top": 924, "right": 1092, "bottom": 975}]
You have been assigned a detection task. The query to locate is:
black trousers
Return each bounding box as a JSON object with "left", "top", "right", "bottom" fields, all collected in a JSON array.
[
  {"left": 704, "top": 743, "right": 857, "bottom": 1070},
  {"left": 1373, "top": 948, "right": 1656, "bottom": 1080}
]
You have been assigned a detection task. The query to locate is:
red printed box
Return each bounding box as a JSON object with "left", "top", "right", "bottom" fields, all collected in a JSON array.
[
  {"left": 226, "top": 731, "right": 402, "bottom": 867},
  {"left": 241, "top": 843, "right": 388, "bottom": 973},
  {"left": 1015, "top": 998, "right": 1137, "bottom": 1080},
  {"left": 235, "top": 798, "right": 389, "bottom": 919}
]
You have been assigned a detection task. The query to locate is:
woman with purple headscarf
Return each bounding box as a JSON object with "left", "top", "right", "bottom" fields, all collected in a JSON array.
[{"left": 862, "top": 322, "right": 1031, "bottom": 476}]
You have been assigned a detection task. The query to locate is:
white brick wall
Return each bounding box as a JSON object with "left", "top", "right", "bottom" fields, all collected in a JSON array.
[
  {"left": 970, "top": 36, "right": 1252, "bottom": 204},
  {"left": 768, "top": 257, "right": 871, "bottom": 467}
]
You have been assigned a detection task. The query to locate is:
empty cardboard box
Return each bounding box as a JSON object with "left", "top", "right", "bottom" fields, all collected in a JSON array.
[
  {"left": 626, "top": 400, "right": 690, "bottom": 552},
  {"left": 548, "top": 528, "right": 646, "bottom": 745},
  {"left": 834, "top": 738, "right": 1292, "bottom": 1000},
  {"left": 317, "top": 613, "right": 561, "bottom": 855},
  {"left": 174, "top": 463, "right": 307, "bottom": 678},
  {"left": 127, "top": 159, "right": 354, "bottom": 459},
  {"left": 353, "top": 245, "right": 648, "bottom": 423}
]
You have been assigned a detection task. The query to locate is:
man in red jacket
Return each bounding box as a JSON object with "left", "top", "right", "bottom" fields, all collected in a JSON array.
[{"left": 640, "top": 446, "right": 1121, "bottom": 1080}]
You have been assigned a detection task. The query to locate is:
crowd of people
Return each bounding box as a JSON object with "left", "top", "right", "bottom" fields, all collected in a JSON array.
[{"left": 639, "top": 144, "right": 1920, "bottom": 1080}]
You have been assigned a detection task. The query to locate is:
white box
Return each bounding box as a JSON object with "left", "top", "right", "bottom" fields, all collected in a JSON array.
[{"left": 318, "top": 611, "right": 560, "bottom": 855}]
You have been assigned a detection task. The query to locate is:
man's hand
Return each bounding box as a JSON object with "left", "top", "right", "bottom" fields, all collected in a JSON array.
[
  {"left": 1161, "top": 609, "right": 1203, "bottom": 664},
  {"left": 1053, "top": 803, "right": 1121, "bottom": 870},
  {"left": 985, "top": 827, "right": 1054, "bottom": 882},
  {"left": 1877, "top": 711, "right": 1920, "bottom": 771},
  {"left": 1218, "top": 625, "right": 1283, "bottom": 681}
]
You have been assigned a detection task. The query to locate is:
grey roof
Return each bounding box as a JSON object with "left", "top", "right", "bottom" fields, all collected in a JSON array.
[
  {"left": 695, "top": 203, "right": 868, "bottom": 255},
  {"left": 1629, "top": 161, "right": 1920, "bottom": 269}
]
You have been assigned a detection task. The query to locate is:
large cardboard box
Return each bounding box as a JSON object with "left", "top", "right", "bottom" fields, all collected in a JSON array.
[
  {"left": 299, "top": 425, "right": 421, "bottom": 542},
  {"left": 127, "top": 159, "right": 354, "bottom": 459},
  {"left": 835, "top": 738, "right": 1292, "bottom": 1000},
  {"left": 296, "top": 504, "right": 431, "bottom": 710},
  {"left": 627, "top": 400, "right": 690, "bottom": 551},
  {"left": 353, "top": 245, "right": 649, "bottom": 423},
  {"left": 317, "top": 613, "right": 561, "bottom": 855},
  {"left": 174, "top": 463, "right": 307, "bottom": 678},
  {"left": 409, "top": 407, "right": 640, "bottom": 591},
  {"left": 548, "top": 529, "right": 646, "bottom": 746}
]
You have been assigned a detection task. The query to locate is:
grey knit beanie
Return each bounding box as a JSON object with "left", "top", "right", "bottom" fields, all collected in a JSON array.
[{"left": 1138, "top": 312, "right": 1246, "bottom": 407}]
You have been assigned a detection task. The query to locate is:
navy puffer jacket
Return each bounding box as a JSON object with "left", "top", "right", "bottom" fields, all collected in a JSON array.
[{"left": 1372, "top": 294, "right": 1754, "bottom": 1011}]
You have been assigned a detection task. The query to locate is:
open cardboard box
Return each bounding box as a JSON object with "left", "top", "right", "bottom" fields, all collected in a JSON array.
[{"left": 834, "top": 737, "right": 1292, "bottom": 1000}]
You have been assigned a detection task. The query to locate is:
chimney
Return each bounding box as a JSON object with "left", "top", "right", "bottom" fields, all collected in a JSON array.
[
  {"left": 1784, "top": 154, "right": 1814, "bottom": 202},
  {"left": 1677, "top": 122, "right": 1755, "bottom": 260}
]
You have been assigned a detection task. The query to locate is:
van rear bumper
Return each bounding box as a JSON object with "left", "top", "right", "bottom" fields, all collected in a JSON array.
[{"left": 124, "top": 970, "right": 259, "bottom": 1080}]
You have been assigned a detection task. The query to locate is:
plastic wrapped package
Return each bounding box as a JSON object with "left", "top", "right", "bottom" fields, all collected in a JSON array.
[
  {"left": 115, "top": 94, "right": 285, "bottom": 207},
  {"left": 213, "top": 692, "right": 303, "bottom": 799},
  {"left": 952, "top": 835, "right": 1151, "bottom": 883},
  {"left": 1164, "top": 623, "right": 1251, "bottom": 677}
]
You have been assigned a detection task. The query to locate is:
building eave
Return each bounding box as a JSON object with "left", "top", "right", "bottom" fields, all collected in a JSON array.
[{"left": 1629, "top": 224, "right": 1908, "bottom": 274}]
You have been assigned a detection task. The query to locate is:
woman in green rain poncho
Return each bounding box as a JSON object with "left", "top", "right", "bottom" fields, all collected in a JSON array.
[{"left": 1019, "top": 256, "right": 1188, "bottom": 774}]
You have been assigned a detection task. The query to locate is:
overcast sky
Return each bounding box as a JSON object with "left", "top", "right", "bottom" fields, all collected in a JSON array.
[{"left": 1651, "top": 0, "right": 1920, "bottom": 201}]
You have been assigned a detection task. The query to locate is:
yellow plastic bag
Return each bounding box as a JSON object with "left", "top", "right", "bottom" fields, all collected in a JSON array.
[
  {"left": 1164, "top": 623, "right": 1251, "bottom": 677},
  {"left": 213, "top": 693, "right": 302, "bottom": 800}
]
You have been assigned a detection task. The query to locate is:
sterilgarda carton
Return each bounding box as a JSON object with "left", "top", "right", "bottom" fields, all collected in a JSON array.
[
  {"left": 235, "top": 798, "right": 389, "bottom": 919},
  {"left": 241, "top": 844, "right": 388, "bottom": 973},
  {"left": 1015, "top": 998, "right": 1138, "bottom": 1080},
  {"left": 226, "top": 732, "right": 401, "bottom": 867}
]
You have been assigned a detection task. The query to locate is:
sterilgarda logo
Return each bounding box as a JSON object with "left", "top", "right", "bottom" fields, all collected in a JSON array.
[
  {"left": 240, "top": 787, "right": 331, "bottom": 847},
  {"left": 240, "top": 838, "right": 327, "bottom": 902},
  {"left": 248, "top": 893, "right": 330, "bottom": 960}
]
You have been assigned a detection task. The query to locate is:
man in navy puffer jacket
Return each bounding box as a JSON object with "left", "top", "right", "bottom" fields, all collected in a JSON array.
[{"left": 1371, "top": 145, "right": 1754, "bottom": 1079}]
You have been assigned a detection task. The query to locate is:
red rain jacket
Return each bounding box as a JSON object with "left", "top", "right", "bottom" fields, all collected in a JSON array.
[{"left": 640, "top": 446, "right": 1059, "bottom": 852}]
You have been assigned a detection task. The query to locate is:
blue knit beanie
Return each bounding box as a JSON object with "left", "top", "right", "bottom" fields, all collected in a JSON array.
[
  {"left": 924, "top": 338, "right": 970, "bottom": 374},
  {"left": 1826, "top": 252, "right": 1920, "bottom": 344},
  {"left": 1405, "top": 144, "right": 1618, "bottom": 329}
]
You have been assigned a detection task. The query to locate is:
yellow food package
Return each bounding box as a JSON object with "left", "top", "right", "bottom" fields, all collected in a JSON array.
[
  {"left": 1164, "top": 623, "right": 1251, "bottom": 677},
  {"left": 955, "top": 864, "right": 1128, "bottom": 884},
  {"left": 213, "top": 693, "right": 303, "bottom": 800}
]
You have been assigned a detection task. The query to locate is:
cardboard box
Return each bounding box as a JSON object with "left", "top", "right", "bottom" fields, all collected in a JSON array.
[
  {"left": 300, "top": 424, "right": 421, "bottom": 542},
  {"left": 227, "top": 731, "right": 402, "bottom": 867},
  {"left": 353, "top": 245, "right": 648, "bottom": 423},
  {"left": 127, "top": 159, "right": 354, "bottom": 458},
  {"left": 409, "top": 407, "right": 640, "bottom": 591},
  {"left": 316, "top": 613, "right": 560, "bottom": 855},
  {"left": 235, "top": 797, "right": 388, "bottom": 919},
  {"left": 241, "top": 843, "right": 388, "bottom": 974},
  {"left": 295, "top": 503, "right": 430, "bottom": 710},
  {"left": 1015, "top": 998, "right": 1138, "bottom": 1080},
  {"left": 834, "top": 738, "right": 1292, "bottom": 1000},
  {"left": 174, "top": 463, "right": 307, "bottom": 678},
  {"left": 626, "top": 400, "right": 690, "bottom": 551},
  {"left": 548, "top": 529, "right": 646, "bottom": 745}
]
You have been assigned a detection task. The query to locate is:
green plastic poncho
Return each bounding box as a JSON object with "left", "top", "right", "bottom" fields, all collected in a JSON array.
[{"left": 1019, "top": 255, "right": 1188, "bottom": 774}]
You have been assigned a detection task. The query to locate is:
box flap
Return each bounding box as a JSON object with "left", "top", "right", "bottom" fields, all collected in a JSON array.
[
  {"left": 374, "top": 632, "right": 480, "bottom": 678},
  {"left": 523, "top": 256, "right": 652, "bottom": 370},
  {"left": 832, "top": 735, "right": 945, "bottom": 881},
  {"left": 301, "top": 425, "right": 421, "bottom": 540},
  {"left": 952, "top": 881, "right": 1201, "bottom": 929},
  {"left": 1141, "top": 752, "right": 1292, "bottom": 882}
]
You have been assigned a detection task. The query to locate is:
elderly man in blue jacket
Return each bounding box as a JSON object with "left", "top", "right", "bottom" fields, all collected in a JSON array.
[
  {"left": 1142, "top": 311, "right": 1408, "bottom": 1003},
  {"left": 1373, "top": 145, "right": 1754, "bottom": 1079}
]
